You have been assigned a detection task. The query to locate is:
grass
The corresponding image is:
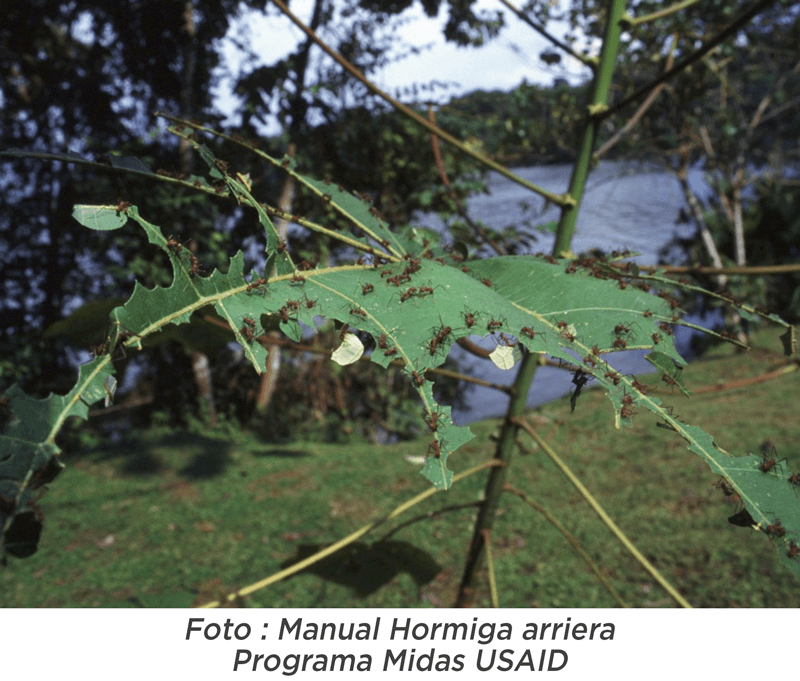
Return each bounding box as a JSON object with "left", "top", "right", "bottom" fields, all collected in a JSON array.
[{"left": 2, "top": 327, "right": 798, "bottom": 608}]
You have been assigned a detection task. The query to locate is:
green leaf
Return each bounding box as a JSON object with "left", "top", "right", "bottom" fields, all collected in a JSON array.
[
  {"left": 1, "top": 357, "right": 115, "bottom": 559},
  {"left": 72, "top": 205, "right": 129, "bottom": 231}
]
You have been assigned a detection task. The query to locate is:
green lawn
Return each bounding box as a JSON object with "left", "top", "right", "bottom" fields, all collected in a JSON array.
[{"left": 2, "top": 327, "right": 798, "bottom": 607}]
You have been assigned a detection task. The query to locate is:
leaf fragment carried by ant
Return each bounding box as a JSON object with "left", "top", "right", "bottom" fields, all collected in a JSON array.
[
  {"left": 72, "top": 205, "right": 129, "bottom": 231},
  {"left": 331, "top": 333, "right": 364, "bottom": 366},
  {"left": 489, "top": 344, "right": 517, "bottom": 370}
]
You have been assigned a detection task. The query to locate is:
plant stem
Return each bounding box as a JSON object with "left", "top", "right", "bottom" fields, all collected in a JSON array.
[
  {"left": 454, "top": 349, "right": 541, "bottom": 606},
  {"left": 198, "top": 459, "right": 502, "bottom": 607},
  {"left": 512, "top": 417, "right": 692, "bottom": 608},
  {"left": 554, "top": 0, "right": 627, "bottom": 254},
  {"left": 503, "top": 483, "right": 628, "bottom": 607},
  {"left": 454, "top": 0, "right": 628, "bottom": 607}
]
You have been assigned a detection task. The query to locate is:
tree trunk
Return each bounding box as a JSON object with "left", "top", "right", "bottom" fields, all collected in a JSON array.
[
  {"left": 181, "top": 1, "right": 218, "bottom": 425},
  {"left": 255, "top": 144, "right": 296, "bottom": 414}
]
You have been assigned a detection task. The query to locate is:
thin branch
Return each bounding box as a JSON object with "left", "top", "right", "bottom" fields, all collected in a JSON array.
[
  {"left": 503, "top": 483, "right": 628, "bottom": 607},
  {"left": 377, "top": 502, "right": 482, "bottom": 542},
  {"left": 624, "top": 0, "right": 703, "bottom": 26},
  {"left": 595, "top": 33, "right": 676, "bottom": 159},
  {"left": 497, "top": 0, "right": 597, "bottom": 70},
  {"left": 655, "top": 263, "right": 800, "bottom": 276},
  {"left": 1, "top": 146, "right": 388, "bottom": 260},
  {"left": 428, "top": 105, "right": 506, "bottom": 256},
  {"left": 692, "top": 363, "right": 797, "bottom": 395},
  {"left": 511, "top": 416, "right": 692, "bottom": 608},
  {"left": 198, "top": 459, "right": 503, "bottom": 607},
  {"left": 269, "top": 0, "right": 572, "bottom": 207},
  {"left": 601, "top": 0, "right": 779, "bottom": 120}
]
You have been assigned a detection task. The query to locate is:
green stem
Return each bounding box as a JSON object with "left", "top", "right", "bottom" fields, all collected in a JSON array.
[
  {"left": 513, "top": 417, "right": 692, "bottom": 608},
  {"left": 503, "top": 483, "right": 628, "bottom": 607},
  {"left": 198, "top": 459, "right": 502, "bottom": 608},
  {"left": 454, "top": 350, "right": 541, "bottom": 606},
  {"left": 481, "top": 529, "right": 500, "bottom": 608},
  {"left": 454, "top": 0, "right": 628, "bottom": 609},
  {"left": 554, "top": 0, "right": 627, "bottom": 254},
  {"left": 623, "top": 0, "right": 702, "bottom": 26}
]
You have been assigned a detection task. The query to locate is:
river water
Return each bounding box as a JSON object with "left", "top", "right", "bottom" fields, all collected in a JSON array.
[{"left": 414, "top": 161, "right": 710, "bottom": 424}]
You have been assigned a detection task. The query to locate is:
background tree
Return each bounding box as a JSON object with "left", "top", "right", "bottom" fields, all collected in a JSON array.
[{"left": 1, "top": 0, "right": 512, "bottom": 440}]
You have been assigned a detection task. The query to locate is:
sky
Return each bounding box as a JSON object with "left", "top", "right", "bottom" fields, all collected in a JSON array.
[{"left": 214, "top": 0, "right": 593, "bottom": 133}]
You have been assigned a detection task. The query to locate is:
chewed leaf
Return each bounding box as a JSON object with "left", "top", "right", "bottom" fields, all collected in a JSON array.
[
  {"left": 332, "top": 333, "right": 364, "bottom": 366},
  {"left": 72, "top": 205, "right": 128, "bottom": 231},
  {"left": 489, "top": 344, "right": 517, "bottom": 370}
]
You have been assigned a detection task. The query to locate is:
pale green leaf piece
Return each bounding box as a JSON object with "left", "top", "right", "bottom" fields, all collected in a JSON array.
[
  {"left": 489, "top": 344, "right": 517, "bottom": 370},
  {"left": 332, "top": 333, "right": 364, "bottom": 366},
  {"left": 72, "top": 205, "right": 128, "bottom": 231}
]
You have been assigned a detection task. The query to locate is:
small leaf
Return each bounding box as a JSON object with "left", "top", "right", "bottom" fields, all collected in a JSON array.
[
  {"left": 72, "top": 205, "right": 128, "bottom": 231},
  {"left": 489, "top": 344, "right": 517, "bottom": 370},
  {"left": 332, "top": 333, "right": 364, "bottom": 366}
]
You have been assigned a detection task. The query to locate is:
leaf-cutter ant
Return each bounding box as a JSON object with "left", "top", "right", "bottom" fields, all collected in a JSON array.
[
  {"left": 166, "top": 235, "right": 184, "bottom": 255},
  {"left": 362, "top": 283, "right": 374, "bottom": 295},
  {"left": 425, "top": 411, "right": 440, "bottom": 432},
  {"left": 764, "top": 518, "right": 786, "bottom": 538},
  {"left": 614, "top": 323, "right": 631, "bottom": 336},
  {"left": 240, "top": 324, "right": 255, "bottom": 344},
  {"left": 188, "top": 254, "right": 203, "bottom": 277},
  {"left": 350, "top": 307, "right": 367, "bottom": 318},
  {"left": 115, "top": 200, "right": 131, "bottom": 216},
  {"left": 290, "top": 273, "right": 306, "bottom": 285},
  {"left": 246, "top": 277, "right": 266, "bottom": 293},
  {"left": 521, "top": 327, "right": 536, "bottom": 339},
  {"left": 758, "top": 448, "right": 786, "bottom": 474},
  {"left": 411, "top": 371, "right": 424, "bottom": 387},
  {"left": 400, "top": 287, "right": 417, "bottom": 302},
  {"left": 612, "top": 337, "right": 627, "bottom": 349},
  {"left": 480, "top": 278, "right": 493, "bottom": 288},
  {"left": 714, "top": 477, "right": 736, "bottom": 497},
  {"left": 463, "top": 312, "right": 476, "bottom": 328},
  {"left": 428, "top": 440, "right": 442, "bottom": 458},
  {"left": 487, "top": 319, "right": 503, "bottom": 332},
  {"left": 788, "top": 541, "right": 799, "bottom": 559}
]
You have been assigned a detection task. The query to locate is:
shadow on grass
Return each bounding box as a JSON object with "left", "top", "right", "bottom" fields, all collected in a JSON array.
[
  {"left": 280, "top": 541, "right": 441, "bottom": 598},
  {"left": 79, "top": 433, "right": 314, "bottom": 480}
]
